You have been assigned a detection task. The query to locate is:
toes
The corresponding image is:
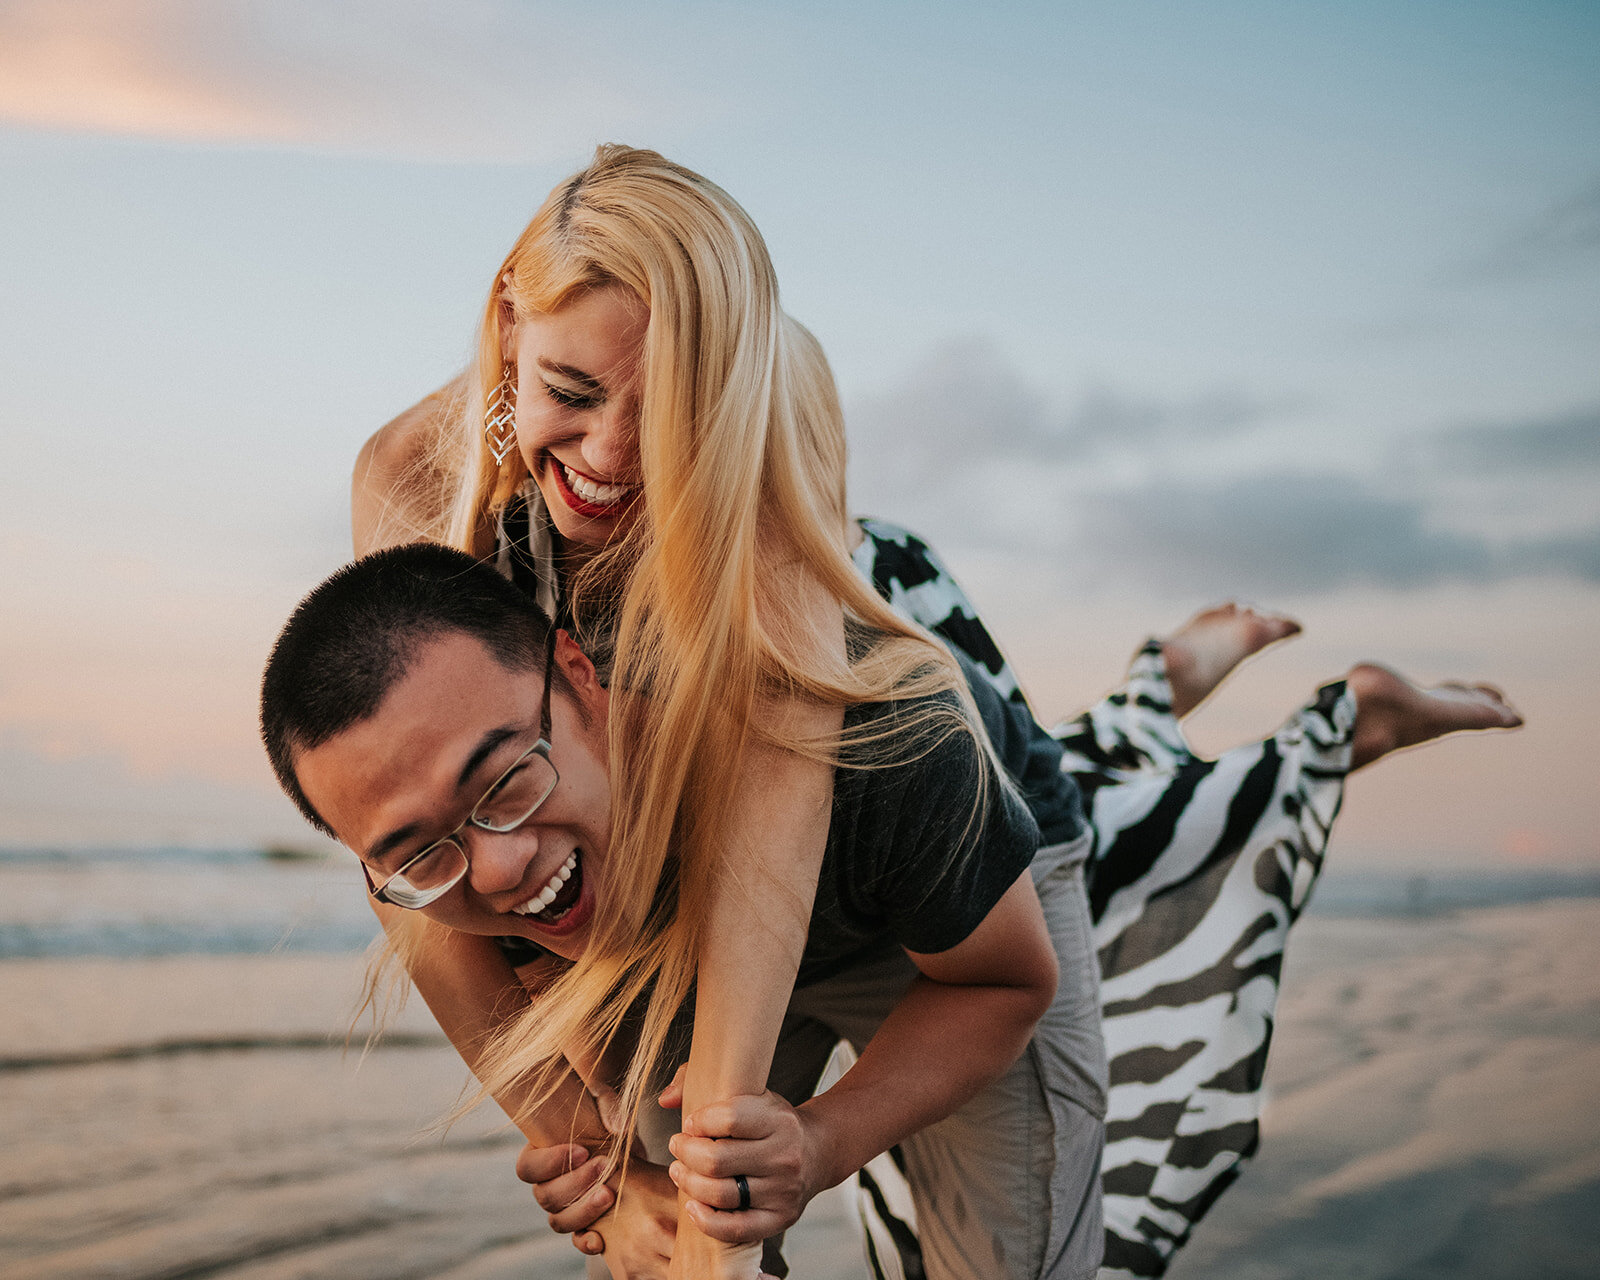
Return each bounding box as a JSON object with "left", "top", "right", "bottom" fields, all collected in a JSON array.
[
  {"left": 1437, "top": 682, "right": 1522, "bottom": 724},
  {"left": 1244, "top": 607, "right": 1300, "bottom": 635}
]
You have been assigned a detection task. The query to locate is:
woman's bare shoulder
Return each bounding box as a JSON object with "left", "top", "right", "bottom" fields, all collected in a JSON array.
[{"left": 352, "top": 374, "right": 467, "bottom": 554}]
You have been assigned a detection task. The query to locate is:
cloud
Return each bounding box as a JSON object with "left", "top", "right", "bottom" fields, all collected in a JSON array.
[
  {"left": 847, "top": 344, "right": 1600, "bottom": 596},
  {"left": 0, "top": 0, "right": 676, "bottom": 161},
  {"left": 848, "top": 337, "right": 1281, "bottom": 477},
  {"left": 1513, "top": 527, "right": 1600, "bottom": 583},
  {"left": 874, "top": 460, "right": 1600, "bottom": 597},
  {"left": 1072, "top": 474, "right": 1497, "bottom": 596},
  {"left": 1429, "top": 405, "right": 1600, "bottom": 473},
  {"left": 1456, "top": 180, "right": 1600, "bottom": 281},
  {"left": 847, "top": 338, "right": 1058, "bottom": 467}
]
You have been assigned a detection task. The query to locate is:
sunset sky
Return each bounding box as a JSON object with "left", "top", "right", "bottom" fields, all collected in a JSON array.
[{"left": 1, "top": 0, "right": 1595, "bottom": 865}]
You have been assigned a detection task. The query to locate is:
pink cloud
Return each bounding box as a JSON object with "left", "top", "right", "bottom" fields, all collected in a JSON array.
[
  {"left": 0, "top": 0, "right": 674, "bottom": 161},
  {"left": 0, "top": 2, "right": 301, "bottom": 144}
]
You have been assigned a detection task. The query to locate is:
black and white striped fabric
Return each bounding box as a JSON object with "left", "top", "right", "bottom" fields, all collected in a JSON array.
[{"left": 851, "top": 519, "right": 1355, "bottom": 1279}]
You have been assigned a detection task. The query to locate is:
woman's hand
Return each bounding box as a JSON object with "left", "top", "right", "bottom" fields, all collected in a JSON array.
[
  {"left": 662, "top": 1083, "right": 822, "bottom": 1244},
  {"left": 665, "top": 1230, "right": 763, "bottom": 1280}
]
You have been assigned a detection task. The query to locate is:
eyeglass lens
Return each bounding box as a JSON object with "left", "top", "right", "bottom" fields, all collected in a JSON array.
[
  {"left": 376, "top": 744, "right": 560, "bottom": 909},
  {"left": 472, "top": 752, "right": 559, "bottom": 831},
  {"left": 391, "top": 840, "right": 470, "bottom": 897}
]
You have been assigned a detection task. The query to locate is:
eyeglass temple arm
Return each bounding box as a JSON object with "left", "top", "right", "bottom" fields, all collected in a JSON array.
[{"left": 540, "top": 620, "right": 557, "bottom": 742}]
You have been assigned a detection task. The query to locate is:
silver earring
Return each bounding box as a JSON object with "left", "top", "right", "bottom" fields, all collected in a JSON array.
[{"left": 484, "top": 367, "right": 517, "bottom": 466}]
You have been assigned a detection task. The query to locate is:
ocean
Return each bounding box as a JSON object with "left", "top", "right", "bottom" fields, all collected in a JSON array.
[
  {"left": 3, "top": 844, "right": 1598, "bottom": 959},
  {"left": 0, "top": 845, "right": 379, "bottom": 959}
]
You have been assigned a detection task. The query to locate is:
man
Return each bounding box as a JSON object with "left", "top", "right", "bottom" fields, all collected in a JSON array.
[{"left": 260, "top": 543, "right": 1106, "bottom": 1280}]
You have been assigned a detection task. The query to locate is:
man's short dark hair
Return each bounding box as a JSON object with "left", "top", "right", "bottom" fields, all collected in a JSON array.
[{"left": 260, "top": 542, "right": 558, "bottom": 835}]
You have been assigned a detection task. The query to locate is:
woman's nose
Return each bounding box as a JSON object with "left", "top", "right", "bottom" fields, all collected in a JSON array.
[
  {"left": 583, "top": 399, "right": 641, "bottom": 480},
  {"left": 464, "top": 828, "right": 537, "bottom": 898}
]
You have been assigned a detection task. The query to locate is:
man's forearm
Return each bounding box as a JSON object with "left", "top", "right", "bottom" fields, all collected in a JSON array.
[
  {"left": 797, "top": 873, "right": 1057, "bottom": 1189},
  {"left": 374, "top": 905, "right": 612, "bottom": 1151},
  {"left": 799, "top": 971, "right": 1049, "bottom": 1191}
]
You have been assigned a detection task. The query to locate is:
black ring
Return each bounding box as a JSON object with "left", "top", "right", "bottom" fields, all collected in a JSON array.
[{"left": 734, "top": 1173, "right": 751, "bottom": 1212}]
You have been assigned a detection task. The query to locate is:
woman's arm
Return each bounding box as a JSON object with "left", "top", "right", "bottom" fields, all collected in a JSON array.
[
  {"left": 667, "top": 702, "right": 840, "bottom": 1280},
  {"left": 351, "top": 375, "right": 465, "bottom": 555},
  {"left": 662, "top": 563, "right": 845, "bottom": 1280},
  {"left": 666, "top": 869, "right": 1058, "bottom": 1242}
]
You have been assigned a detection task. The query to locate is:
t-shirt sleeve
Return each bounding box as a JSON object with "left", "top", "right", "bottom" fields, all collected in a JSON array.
[{"left": 854, "top": 699, "right": 1042, "bottom": 955}]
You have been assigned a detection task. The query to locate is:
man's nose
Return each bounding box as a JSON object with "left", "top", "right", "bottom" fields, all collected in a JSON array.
[{"left": 463, "top": 827, "right": 537, "bottom": 898}]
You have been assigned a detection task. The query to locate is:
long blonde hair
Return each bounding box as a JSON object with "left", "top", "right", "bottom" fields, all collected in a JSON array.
[{"left": 382, "top": 145, "right": 974, "bottom": 1164}]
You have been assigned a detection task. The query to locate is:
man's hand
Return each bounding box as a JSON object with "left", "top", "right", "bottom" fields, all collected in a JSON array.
[
  {"left": 663, "top": 1084, "right": 822, "bottom": 1245},
  {"left": 515, "top": 1141, "right": 613, "bottom": 1253},
  {"left": 515, "top": 1144, "right": 677, "bottom": 1277}
]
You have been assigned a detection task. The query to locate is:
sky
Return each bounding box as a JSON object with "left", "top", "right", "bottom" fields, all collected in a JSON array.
[{"left": 0, "top": 0, "right": 1596, "bottom": 866}]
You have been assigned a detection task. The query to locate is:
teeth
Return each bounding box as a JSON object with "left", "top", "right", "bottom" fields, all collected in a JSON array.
[
  {"left": 562, "top": 463, "right": 630, "bottom": 507},
  {"left": 511, "top": 852, "right": 578, "bottom": 916}
]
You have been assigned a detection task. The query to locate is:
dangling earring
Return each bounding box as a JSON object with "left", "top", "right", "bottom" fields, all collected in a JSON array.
[{"left": 484, "top": 367, "right": 517, "bottom": 466}]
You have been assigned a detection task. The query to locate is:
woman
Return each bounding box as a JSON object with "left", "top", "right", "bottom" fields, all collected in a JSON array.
[
  {"left": 353, "top": 145, "right": 1520, "bottom": 1279},
  {"left": 356, "top": 144, "right": 1050, "bottom": 1280}
]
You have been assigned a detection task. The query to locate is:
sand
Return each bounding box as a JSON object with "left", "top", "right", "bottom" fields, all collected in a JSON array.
[
  {"left": 0, "top": 953, "right": 859, "bottom": 1280},
  {"left": 1168, "top": 899, "right": 1600, "bottom": 1280},
  {"left": 2, "top": 901, "right": 1597, "bottom": 1279}
]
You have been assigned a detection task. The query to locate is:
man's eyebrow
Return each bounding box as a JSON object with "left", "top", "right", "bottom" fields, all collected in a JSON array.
[
  {"left": 536, "top": 358, "right": 602, "bottom": 390},
  {"left": 366, "top": 822, "right": 422, "bottom": 868},
  {"left": 455, "top": 724, "right": 524, "bottom": 791},
  {"left": 363, "top": 724, "right": 529, "bottom": 866}
]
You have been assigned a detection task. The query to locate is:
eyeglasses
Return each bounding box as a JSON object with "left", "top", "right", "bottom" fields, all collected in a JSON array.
[{"left": 363, "top": 626, "right": 560, "bottom": 910}]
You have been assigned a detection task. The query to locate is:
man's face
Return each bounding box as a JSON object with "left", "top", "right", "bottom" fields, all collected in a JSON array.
[{"left": 295, "top": 630, "right": 612, "bottom": 961}]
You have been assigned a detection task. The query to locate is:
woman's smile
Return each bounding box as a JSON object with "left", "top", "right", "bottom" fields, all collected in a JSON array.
[{"left": 547, "top": 453, "right": 640, "bottom": 519}]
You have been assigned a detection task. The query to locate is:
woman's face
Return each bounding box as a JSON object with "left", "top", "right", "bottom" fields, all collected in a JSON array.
[{"left": 512, "top": 283, "right": 649, "bottom": 548}]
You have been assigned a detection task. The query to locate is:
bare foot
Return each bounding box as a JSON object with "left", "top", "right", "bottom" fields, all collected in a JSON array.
[
  {"left": 1347, "top": 664, "right": 1523, "bottom": 771},
  {"left": 1162, "top": 603, "right": 1303, "bottom": 717}
]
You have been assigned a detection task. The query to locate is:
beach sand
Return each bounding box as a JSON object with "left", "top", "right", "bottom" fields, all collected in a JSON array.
[
  {"left": 1168, "top": 898, "right": 1600, "bottom": 1280},
  {"left": 2, "top": 900, "right": 1597, "bottom": 1278}
]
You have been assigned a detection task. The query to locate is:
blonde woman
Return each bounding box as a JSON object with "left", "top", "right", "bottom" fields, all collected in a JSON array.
[{"left": 351, "top": 145, "right": 1519, "bottom": 1280}]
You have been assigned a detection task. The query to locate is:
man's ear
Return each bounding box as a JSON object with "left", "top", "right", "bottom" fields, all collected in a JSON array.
[{"left": 553, "top": 630, "right": 607, "bottom": 712}]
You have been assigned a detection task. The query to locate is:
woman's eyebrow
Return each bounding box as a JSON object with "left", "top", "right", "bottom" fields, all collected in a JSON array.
[{"left": 536, "top": 358, "right": 602, "bottom": 390}]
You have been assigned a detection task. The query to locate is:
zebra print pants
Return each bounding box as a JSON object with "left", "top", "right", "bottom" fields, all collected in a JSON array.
[{"left": 851, "top": 520, "right": 1355, "bottom": 1279}]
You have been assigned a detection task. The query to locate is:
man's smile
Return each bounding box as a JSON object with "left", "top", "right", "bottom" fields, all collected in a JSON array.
[
  {"left": 506, "top": 847, "right": 595, "bottom": 944},
  {"left": 511, "top": 849, "right": 582, "bottom": 921}
]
